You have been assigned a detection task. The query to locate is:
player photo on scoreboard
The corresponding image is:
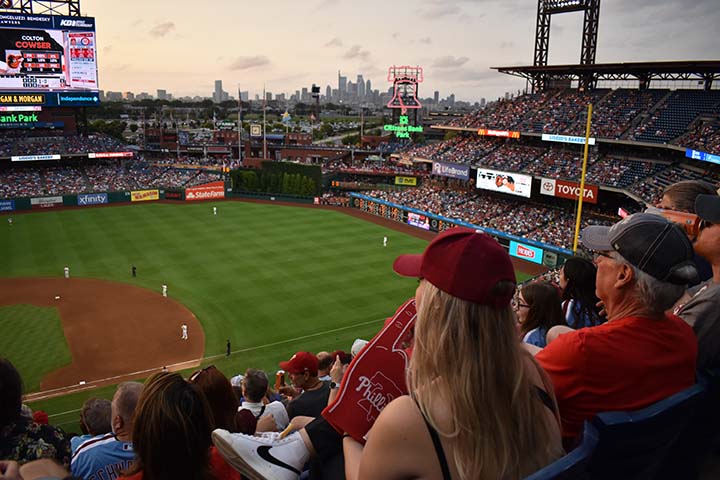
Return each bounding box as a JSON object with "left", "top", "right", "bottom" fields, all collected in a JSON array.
[{"left": 475, "top": 168, "right": 533, "bottom": 198}]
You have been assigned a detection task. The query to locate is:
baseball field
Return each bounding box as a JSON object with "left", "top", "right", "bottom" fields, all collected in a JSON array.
[{"left": 0, "top": 200, "right": 535, "bottom": 432}]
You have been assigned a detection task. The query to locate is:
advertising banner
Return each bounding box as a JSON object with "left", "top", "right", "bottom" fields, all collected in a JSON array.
[
  {"left": 164, "top": 191, "right": 183, "bottom": 200},
  {"left": 77, "top": 192, "right": 107, "bottom": 206},
  {"left": 88, "top": 151, "right": 134, "bottom": 159},
  {"left": 0, "top": 199, "right": 14, "bottom": 211},
  {"left": 11, "top": 154, "right": 60, "bottom": 161},
  {"left": 686, "top": 148, "right": 720, "bottom": 166},
  {"left": 407, "top": 212, "right": 430, "bottom": 230},
  {"left": 394, "top": 176, "right": 417, "bottom": 186},
  {"left": 476, "top": 168, "right": 532, "bottom": 198},
  {"left": 509, "top": 240, "right": 544, "bottom": 265},
  {"left": 431, "top": 161, "right": 469, "bottom": 181},
  {"left": 478, "top": 128, "right": 520, "bottom": 139},
  {"left": 131, "top": 189, "right": 159, "bottom": 202},
  {"left": 185, "top": 181, "right": 225, "bottom": 201},
  {"left": 539, "top": 178, "right": 598, "bottom": 204},
  {"left": 541, "top": 133, "right": 596, "bottom": 146},
  {"left": 30, "top": 195, "right": 62, "bottom": 208}
]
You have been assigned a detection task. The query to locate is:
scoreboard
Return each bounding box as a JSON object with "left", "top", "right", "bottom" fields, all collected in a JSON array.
[{"left": 0, "top": 13, "right": 98, "bottom": 95}]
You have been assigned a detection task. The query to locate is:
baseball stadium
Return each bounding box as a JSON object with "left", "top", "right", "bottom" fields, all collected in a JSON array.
[{"left": 1, "top": 0, "right": 720, "bottom": 478}]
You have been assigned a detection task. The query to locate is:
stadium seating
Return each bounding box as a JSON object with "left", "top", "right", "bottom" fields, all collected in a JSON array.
[
  {"left": 585, "top": 383, "right": 706, "bottom": 480},
  {"left": 524, "top": 422, "right": 599, "bottom": 480},
  {"left": 630, "top": 90, "right": 720, "bottom": 144}
]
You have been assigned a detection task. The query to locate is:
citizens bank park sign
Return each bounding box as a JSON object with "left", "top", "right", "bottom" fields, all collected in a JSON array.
[
  {"left": 185, "top": 181, "right": 225, "bottom": 201},
  {"left": 540, "top": 178, "right": 598, "bottom": 204}
]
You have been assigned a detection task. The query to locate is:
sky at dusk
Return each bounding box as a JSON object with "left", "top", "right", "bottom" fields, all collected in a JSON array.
[{"left": 82, "top": 0, "right": 720, "bottom": 102}]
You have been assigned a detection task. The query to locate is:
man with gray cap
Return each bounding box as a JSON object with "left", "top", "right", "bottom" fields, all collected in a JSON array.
[
  {"left": 674, "top": 194, "right": 720, "bottom": 370},
  {"left": 536, "top": 213, "right": 698, "bottom": 442}
]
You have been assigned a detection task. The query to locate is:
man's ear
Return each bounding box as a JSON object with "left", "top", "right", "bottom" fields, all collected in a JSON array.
[
  {"left": 112, "top": 414, "right": 124, "bottom": 432},
  {"left": 615, "top": 263, "right": 634, "bottom": 289}
]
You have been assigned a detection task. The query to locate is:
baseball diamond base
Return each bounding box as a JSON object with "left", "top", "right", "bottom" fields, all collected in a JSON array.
[{"left": 0, "top": 277, "right": 204, "bottom": 393}]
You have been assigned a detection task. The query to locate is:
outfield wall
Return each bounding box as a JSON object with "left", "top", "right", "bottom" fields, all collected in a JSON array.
[
  {"left": 0, "top": 182, "right": 233, "bottom": 211},
  {"left": 349, "top": 192, "right": 574, "bottom": 268}
]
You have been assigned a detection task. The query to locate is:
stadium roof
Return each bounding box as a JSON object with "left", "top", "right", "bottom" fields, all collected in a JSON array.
[{"left": 493, "top": 60, "right": 720, "bottom": 83}]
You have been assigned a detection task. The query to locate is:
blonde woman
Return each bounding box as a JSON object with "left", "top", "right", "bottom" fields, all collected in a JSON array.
[{"left": 344, "top": 227, "right": 563, "bottom": 480}]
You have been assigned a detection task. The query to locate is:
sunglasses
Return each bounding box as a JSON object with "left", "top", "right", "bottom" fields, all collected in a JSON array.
[{"left": 189, "top": 365, "right": 216, "bottom": 382}]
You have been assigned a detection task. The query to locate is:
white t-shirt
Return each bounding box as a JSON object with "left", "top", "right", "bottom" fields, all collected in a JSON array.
[{"left": 241, "top": 400, "right": 289, "bottom": 431}]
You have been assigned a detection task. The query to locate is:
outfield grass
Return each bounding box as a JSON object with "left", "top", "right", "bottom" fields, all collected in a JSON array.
[{"left": 1, "top": 201, "right": 535, "bottom": 431}]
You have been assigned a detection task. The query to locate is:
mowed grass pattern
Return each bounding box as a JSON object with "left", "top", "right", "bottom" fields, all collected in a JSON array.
[
  {"left": 0, "top": 305, "right": 71, "bottom": 392},
  {"left": 1, "top": 202, "right": 425, "bottom": 385}
]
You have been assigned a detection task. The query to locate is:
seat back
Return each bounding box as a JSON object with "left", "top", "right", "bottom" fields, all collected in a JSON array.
[
  {"left": 587, "top": 383, "right": 706, "bottom": 480},
  {"left": 655, "top": 369, "right": 720, "bottom": 480},
  {"left": 524, "top": 422, "right": 599, "bottom": 480}
]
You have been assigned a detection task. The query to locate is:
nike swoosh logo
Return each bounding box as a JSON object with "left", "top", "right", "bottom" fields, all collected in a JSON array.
[{"left": 257, "top": 446, "right": 301, "bottom": 475}]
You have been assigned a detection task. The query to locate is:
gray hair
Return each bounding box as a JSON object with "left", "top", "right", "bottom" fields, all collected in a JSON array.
[
  {"left": 114, "top": 381, "right": 144, "bottom": 424},
  {"left": 81, "top": 397, "right": 112, "bottom": 435},
  {"left": 611, "top": 252, "right": 685, "bottom": 315}
]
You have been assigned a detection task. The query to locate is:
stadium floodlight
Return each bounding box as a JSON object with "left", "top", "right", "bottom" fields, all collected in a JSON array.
[{"left": 543, "top": 0, "right": 584, "bottom": 11}]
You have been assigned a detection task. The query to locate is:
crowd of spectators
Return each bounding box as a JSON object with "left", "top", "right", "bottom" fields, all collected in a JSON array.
[
  {"left": 0, "top": 133, "right": 128, "bottom": 157},
  {"left": 0, "top": 161, "right": 224, "bottom": 199},
  {"left": 565, "top": 89, "right": 668, "bottom": 139},
  {"left": 519, "top": 90, "right": 608, "bottom": 134},
  {"left": 401, "top": 135, "right": 499, "bottom": 164},
  {"left": 676, "top": 121, "right": 720, "bottom": 154},
  {"left": 448, "top": 92, "right": 552, "bottom": 129},
  {"left": 364, "top": 184, "right": 611, "bottom": 249}
]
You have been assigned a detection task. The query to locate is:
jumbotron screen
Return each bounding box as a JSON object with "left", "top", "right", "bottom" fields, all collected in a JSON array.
[{"left": 0, "top": 13, "right": 98, "bottom": 92}]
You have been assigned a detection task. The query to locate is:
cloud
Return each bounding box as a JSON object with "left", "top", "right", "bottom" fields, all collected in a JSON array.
[
  {"left": 343, "top": 45, "right": 370, "bottom": 61},
  {"left": 432, "top": 55, "right": 470, "bottom": 68},
  {"left": 419, "top": 37, "right": 432, "bottom": 44},
  {"left": 498, "top": 41, "right": 514, "bottom": 49},
  {"left": 149, "top": 21, "right": 175, "bottom": 38},
  {"left": 418, "top": 5, "right": 460, "bottom": 19},
  {"left": 325, "top": 37, "right": 343, "bottom": 47},
  {"left": 229, "top": 55, "right": 271, "bottom": 70}
]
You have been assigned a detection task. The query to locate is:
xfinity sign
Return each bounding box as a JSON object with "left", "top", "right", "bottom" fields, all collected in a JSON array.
[{"left": 77, "top": 193, "right": 108, "bottom": 206}]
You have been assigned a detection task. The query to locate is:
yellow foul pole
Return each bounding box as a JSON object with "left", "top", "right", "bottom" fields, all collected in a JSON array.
[{"left": 572, "top": 103, "right": 593, "bottom": 253}]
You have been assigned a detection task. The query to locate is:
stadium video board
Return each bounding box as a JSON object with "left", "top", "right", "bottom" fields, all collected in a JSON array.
[
  {"left": 0, "top": 13, "right": 98, "bottom": 102},
  {"left": 476, "top": 168, "right": 532, "bottom": 198}
]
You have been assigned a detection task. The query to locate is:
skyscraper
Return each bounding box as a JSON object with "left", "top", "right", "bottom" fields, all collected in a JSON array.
[
  {"left": 434, "top": 91, "right": 439, "bottom": 104},
  {"left": 366, "top": 79, "right": 371, "bottom": 97},
  {"left": 357, "top": 74, "right": 364, "bottom": 98},
  {"left": 213, "top": 80, "right": 227, "bottom": 103},
  {"left": 338, "top": 71, "right": 347, "bottom": 100},
  {"left": 326, "top": 85, "right": 332, "bottom": 101}
]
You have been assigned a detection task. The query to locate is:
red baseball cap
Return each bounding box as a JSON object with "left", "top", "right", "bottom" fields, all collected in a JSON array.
[
  {"left": 393, "top": 227, "right": 516, "bottom": 308},
  {"left": 279, "top": 351, "right": 319, "bottom": 375}
]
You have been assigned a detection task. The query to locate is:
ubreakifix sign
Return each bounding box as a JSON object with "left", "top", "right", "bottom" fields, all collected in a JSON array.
[
  {"left": 509, "top": 240, "right": 543, "bottom": 265},
  {"left": 185, "top": 181, "right": 225, "bottom": 201},
  {"left": 540, "top": 178, "right": 598, "bottom": 204}
]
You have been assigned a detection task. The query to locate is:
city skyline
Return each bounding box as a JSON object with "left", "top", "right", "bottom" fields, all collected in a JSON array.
[{"left": 83, "top": 0, "right": 719, "bottom": 102}]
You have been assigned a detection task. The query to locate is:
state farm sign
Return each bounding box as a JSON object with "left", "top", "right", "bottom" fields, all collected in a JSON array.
[
  {"left": 185, "top": 181, "right": 225, "bottom": 201},
  {"left": 540, "top": 178, "right": 598, "bottom": 204}
]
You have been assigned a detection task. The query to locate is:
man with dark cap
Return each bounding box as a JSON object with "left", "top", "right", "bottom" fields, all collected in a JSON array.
[
  {"left": 674, "top": 194, "right": 720, "bottom": 370},
  {"left": 536, "top": 213, "right": 698, "bottom": 443}
]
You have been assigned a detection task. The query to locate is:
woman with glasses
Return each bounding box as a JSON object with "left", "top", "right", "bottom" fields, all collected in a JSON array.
[{"left": 515, "top": 281, "right": 565, "bottom": 348}]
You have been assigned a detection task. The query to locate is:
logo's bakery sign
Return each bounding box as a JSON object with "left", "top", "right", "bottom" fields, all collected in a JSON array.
[{"left": 540, "top": 178, "right": 598, "bottom": 204}]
